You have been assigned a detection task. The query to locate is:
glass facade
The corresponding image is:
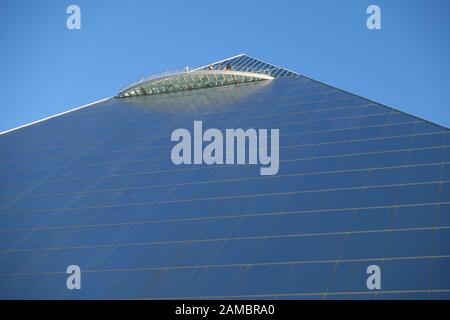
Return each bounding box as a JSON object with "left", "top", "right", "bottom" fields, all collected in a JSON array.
[{"left": 0, "top": 55, "right": 449, "bottom": 299}]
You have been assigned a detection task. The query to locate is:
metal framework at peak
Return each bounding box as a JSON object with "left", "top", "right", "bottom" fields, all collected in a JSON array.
[
  {"left": 117, "top": 69, "right": 275, "bottom": 98},
  {"left": 194, "top": 54, "right": 300, "bottom": 78}
]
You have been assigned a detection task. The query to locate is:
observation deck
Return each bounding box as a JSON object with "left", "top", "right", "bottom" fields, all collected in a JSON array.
[{"left": 117, "top": 68, "right": 275, "bottom": 98}]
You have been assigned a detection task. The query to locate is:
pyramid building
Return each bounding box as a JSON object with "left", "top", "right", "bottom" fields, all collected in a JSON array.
[{"left": 0, "top": 54, "right": 449, "bottom": 299}]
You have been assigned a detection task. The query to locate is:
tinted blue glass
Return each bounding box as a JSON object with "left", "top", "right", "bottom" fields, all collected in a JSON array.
[{"left": 0, "top": 56, "right": 449, "bottom": 299}]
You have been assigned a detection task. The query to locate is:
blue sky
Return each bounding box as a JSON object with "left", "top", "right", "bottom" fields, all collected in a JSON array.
[{"left": 1, "top": 0, "right": 449, "bottom": 132}]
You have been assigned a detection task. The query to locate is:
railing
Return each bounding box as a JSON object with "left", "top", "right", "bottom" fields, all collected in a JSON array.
[
  {"left": 210, "top": 66, "right": 279, "bottom": 76},
  {"left": 118, "top": 66, "right": 279, "bottom": 96}
]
